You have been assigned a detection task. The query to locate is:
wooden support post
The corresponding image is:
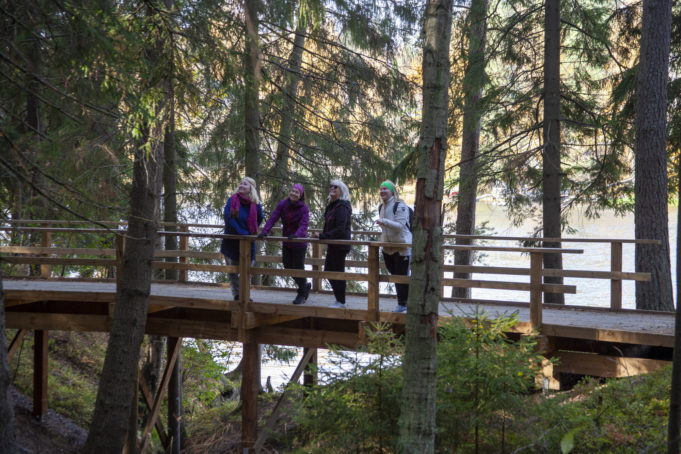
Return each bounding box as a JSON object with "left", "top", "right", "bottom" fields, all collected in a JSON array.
[
  {"left": 33, "top": 330, "right": 48, "bottom": 419},
  {"left": 239, "top": 238, "right": 252, "bottom": 309},
  {"left": 242, "top": 341, "right": 259, "bottom": 453},
  {"left": 40, "top": 227, "right": 52, "bottom": 278},
  {"left": 168, "top": 337, "right": 182, "bottom": 454},
  {"left": 541, "top": 358, "right": 561, "bottom": 391},
  {"left": 303, "top": 347, "right": 317, "bottom": 387},
  {"left": 529, "top": 252, "right": 542, "bottom": 330},
  {"left": 138, "top": 374, "right": 169, "bottom": 448},
  {"left": 610, "top": 241, "right": 622, "bottom": 311},
  {"left": 312, "top": 241, "right": 322, "bottom": 292},
  {"left": 139, "top": 337, "right": 181, "bottom": 453},
  {"left": 367, "top": 244, "right": 380, "bottom": 320},
  {"left": 179, "top": 225, "right": 188, "bottom": 283}
]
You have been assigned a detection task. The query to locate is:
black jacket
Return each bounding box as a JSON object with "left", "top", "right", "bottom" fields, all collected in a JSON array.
[{"left": 319, "top": 199, "right": 352, "bottom": 251}]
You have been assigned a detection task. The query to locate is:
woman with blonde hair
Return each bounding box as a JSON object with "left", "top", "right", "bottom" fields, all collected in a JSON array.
[
  {"left": 313, "top": 179, "right": 352, "bottom": 308},
  {"left": 220, "top": 177, "right": 263, "bottom": 300}
]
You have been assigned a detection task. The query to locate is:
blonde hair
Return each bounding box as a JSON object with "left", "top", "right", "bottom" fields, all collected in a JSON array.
[
  {"left": 328, "top": 179, "right": 350, "bottom": 203},
  {"left": 241, "top": 176, "right": 261, "bottom": 204}
]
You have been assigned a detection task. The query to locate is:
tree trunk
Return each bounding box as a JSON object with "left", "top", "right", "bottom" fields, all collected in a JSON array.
[
  {"left": 635, "top": 0, "right": 673, "bottom": 312},
  {"left": 453, "top": 0, "right": 488, "bottom": 299},
  {"left": 262, "top": 9, "right": 308, "bottom": 287},
  {"left": 167, "top": 339, "right": 183, "bottom": 454},
  {"left": 161, "top": 4, "right": 183, "bottom": 448},
  {"left": 163, "top": 78, "right": 178, "bottom": 280},
  {"left": 397, "top": 0, "right": 453, "bottom": 451},
  {"left": 542, "top": 0, "right": 564, "bottom": 304},
  {"left": 272, "top": 12, "right": 307, "bottom": 199},
  {"left": 0, "top": 271, "right": 17, "bottom": 454},
  {"left": 244, "top": 0, "right": 261, "bottom": 181},
  {"left": 82, "top": 130, "right": 164, "bottom": 454}
]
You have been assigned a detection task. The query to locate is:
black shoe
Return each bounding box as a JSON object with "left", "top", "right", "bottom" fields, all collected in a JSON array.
[
  {"left": 302, "top": 282, "right": 312, "bottom": 300},
  {"left": 233, "top": 294, "right": 253, "bottom": 302},
  {"left": 292, "top": 293, "right": 306, "bottom": 305}
]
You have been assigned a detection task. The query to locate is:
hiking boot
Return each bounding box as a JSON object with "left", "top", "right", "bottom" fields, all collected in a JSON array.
[
  {"left": 329, "top": 301, "right": 347, "bottom": 309},
  {"left": 393, "top": 305, "right": 407, "bottom": 313},
  {"left": 302, "top": 282, "right": 312, "bottom": 300},
  {"left": 292, "top": 293, "right": 306, "bottom": 305}
]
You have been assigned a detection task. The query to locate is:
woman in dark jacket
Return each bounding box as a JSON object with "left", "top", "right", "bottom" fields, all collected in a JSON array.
[
  {"left": 259, "top": 183, "right": 311, "bottom": 304},
  {"left": 220, "top": 177, "right": 264, "bottom": 300},
  {"left": 314, "top": 179, "right": 352, "bottom": 308}
]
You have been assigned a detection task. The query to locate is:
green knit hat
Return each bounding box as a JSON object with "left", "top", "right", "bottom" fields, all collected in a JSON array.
[{"left": 380, "top": 180, "right": 396, "bottom": 195}]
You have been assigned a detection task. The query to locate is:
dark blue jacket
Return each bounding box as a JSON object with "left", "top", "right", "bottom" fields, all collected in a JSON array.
[{"left": 220, "top": 195, "right": 264, "bottom": 261}]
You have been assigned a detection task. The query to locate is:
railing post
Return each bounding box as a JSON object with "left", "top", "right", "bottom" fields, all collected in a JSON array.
[
  {"left": 179, "top": 225, "right": 188, "bottom": 283},
  {"left": 367, "top": 244, "right": 380, "bottom": 321},
  {"left": 530, "top": 252, "right": 543, "bottom": 330},
  {"left": 239, "top": 238, "right": 251, "bottom": 309},
  {"left": 40, "top": 228, "right": 51, "bottom": 278},
  {"left": 610, "top": 241, "right": 622, "bottom": 311},
  {"left": 312, "top": 241, "right": 322, "bottom": 292}
]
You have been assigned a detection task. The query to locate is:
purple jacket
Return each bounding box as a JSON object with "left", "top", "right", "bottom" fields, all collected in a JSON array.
[{"left": 261, "top": 198, "right": 309, "bottom": 249}]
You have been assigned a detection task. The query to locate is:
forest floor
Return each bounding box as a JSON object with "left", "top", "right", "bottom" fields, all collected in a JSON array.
[
  {"left": 11, "top": 386, "right": 86, "bottom": 453},
  {"left": 9, "top": 384, "right": 283, "bottom": 454}
]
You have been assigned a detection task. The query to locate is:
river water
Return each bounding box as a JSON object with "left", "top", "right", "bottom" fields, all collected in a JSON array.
[{"left": 469, "top": 202, "right": 678, "bottom": 308}]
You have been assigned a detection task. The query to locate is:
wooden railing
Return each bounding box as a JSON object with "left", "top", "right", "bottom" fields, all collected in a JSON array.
[{"left": 0, "top": 222, "right": 657, "bottom": 330}]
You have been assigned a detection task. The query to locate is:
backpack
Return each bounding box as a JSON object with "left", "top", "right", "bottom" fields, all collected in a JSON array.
[{"left": 378, "top": 201, "right": 414, "bottom": 232}]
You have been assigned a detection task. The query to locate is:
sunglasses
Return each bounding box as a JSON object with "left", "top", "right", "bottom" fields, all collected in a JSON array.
[{"left": 329, "top": 185, "right": 338, "bottom": 189}]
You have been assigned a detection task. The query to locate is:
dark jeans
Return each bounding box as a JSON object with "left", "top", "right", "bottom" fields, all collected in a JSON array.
[
  {"left": 283, "top": 246, "right": 308, "bottom": 293},
  {"left": 324, "top": 247, "right": 349, "bottom": 303},
  {"left": 383, "top": 251, "right": 410, "bottom": 306}
]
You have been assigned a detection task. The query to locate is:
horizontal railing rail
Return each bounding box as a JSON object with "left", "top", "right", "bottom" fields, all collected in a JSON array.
[{"left": 0, "top": 223, "right": 657, "bottom": 327}]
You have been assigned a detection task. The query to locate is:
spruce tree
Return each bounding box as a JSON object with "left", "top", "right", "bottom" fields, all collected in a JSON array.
[{"left": 398, "top": 0, "right": 453, "bottom": 450}]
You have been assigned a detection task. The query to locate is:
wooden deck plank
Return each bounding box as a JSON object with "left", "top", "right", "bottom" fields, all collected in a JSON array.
[{"left": 2, "top": 278, "right": 675, "bottom": 346}]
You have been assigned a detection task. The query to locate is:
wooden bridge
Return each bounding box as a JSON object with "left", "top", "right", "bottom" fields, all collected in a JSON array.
[{"left": 0, "top": 221, "right": 674, "bottom": 452}]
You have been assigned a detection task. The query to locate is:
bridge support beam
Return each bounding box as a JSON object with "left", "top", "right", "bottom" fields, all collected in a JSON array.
[
  {"left": 304, "top": 347, "right": 317, "bottom": 387},
  {"left": 33, "top": 329, "right": 48, "bottom": 419},
  {"left": 242, "top": 340, "right": 259, "bottom": 452}
]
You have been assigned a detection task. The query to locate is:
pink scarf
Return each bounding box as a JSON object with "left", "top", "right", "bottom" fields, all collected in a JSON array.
[{"left": 230, "top": 193, "right": 258, "bottom": 234}]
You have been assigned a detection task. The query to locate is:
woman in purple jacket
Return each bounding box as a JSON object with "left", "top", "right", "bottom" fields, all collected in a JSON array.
[{"left": 258, "top": 183, "right": 311, "bottom": 304}]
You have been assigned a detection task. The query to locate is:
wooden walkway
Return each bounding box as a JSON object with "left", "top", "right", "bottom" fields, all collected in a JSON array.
[
  {"left": 0, "top": 221, "right": 675, "bottom": 451},
  {"left": 3, "top": 279, "right": 675, "bottom": 349}
]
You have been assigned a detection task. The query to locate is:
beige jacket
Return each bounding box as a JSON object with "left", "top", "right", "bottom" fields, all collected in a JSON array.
[{"left": 378, "top": 197, "right": 412, "bottom": 256}]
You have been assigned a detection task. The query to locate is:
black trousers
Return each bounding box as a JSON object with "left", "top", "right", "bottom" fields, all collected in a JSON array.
[
  {"left": 324, "top": 247, "right": 349, "bottom": 303},
  {"left": 383, "top": 251, "right": 410, "bottom": 305},
  {"left": 282, "top": 246, "right": 308, "bottom": 293}
]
